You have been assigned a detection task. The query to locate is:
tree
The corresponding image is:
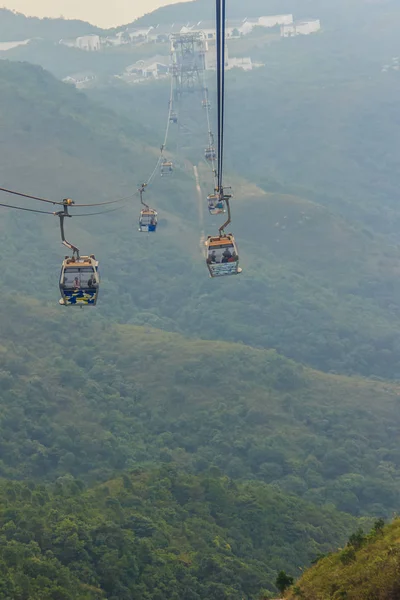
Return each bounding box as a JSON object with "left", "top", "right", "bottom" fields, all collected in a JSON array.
[{"left": 276, "top": 570, "right": 294, "bottom": 594}]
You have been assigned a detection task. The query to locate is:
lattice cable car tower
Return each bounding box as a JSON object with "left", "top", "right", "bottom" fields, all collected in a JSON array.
[{"left": 170, "top": 32, "right": 207, "bottom": 97}]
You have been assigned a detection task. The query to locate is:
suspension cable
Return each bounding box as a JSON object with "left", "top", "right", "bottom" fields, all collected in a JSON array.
[
  {"left": 0, "top": 186, "right": 62, "bottom": 205},
  {"left": 0, "top": 185, "right": 133, "bottom": 208},
  {"left": 201, "top": 72, "right": 218, "bottom": 190},
  {"left": 0, "top": 200, "right": 127, "bottom": 218},
  {"left": 143, "top": 73, "right": 175, "bottom": 190},
  {"left": 216, "top": 0, "right": 226, "bottom": 192},
  {"left": 0, "top": 202, "right": 54, "bottom": 215},
  {"left": 73, "top": 204, "right": 128, "bottom": 217}
]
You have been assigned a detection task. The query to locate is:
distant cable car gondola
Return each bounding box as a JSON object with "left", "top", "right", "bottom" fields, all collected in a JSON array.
[
  {"left": 202, "top": 99, "right": 211, "bottom": 109},
  {"left": 205, "top": 146, "right": 216, "bottom": 161},
  {"left": 205, "top": 233, "right": 241, "bottom": 277},
  {"left": 169, "top": 111, "right": 178, "bottom": 124},
  {"left": 139, "top": 208, "right": 158, "bottom": 232},
  {"left": 138, "top": 183, "right": 158, "bottom": 232},
  {"left": 59, "top": 254, "right": 99, "bottom": 306},
  {"left": 207, "top": 192, "right": 226, "bottom": 215},
  {"left": 161, "top": 159, "right": 173, "bottom": 176}
]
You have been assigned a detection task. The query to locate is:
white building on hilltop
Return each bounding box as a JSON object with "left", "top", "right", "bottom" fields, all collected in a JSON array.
[
  {"left": 281, "top": 19, "right": 321, "bottom": 38},
  {"left": 258, "top": 14, "right": 293, "bottom": 28},
  {"left": 63, "top": 72, "right": 96, "bottom": 88},
  {"left": 187, "top": 15, "right": 294, "bottom": 39},
  {"left": 227, "top": 57, "right": 255, "bottom": 71},
  {"left": 76, "top": 35, "right": 101, "bottom": 51}
]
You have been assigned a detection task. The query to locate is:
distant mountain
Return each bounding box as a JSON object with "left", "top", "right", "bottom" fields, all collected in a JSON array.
[
  {"left": 0, "top": 8, "right": 102, "bottom": 42},
  {"left": 129, "top": 0, "right": 379, "bottom": 28}
]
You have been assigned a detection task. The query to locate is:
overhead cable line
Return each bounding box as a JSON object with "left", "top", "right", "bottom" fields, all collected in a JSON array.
[
  {"left": 0, "top": 202, "right": 54, "bottom": 215},
  {"left": 0, "top": 186, "right": 132, "bottom": 208},
  {"left": 0, "top": 186, "right": 60, "bottom": 205},
  {"left": 144, "top": 74, "right": 176, "bottom": 188},
  {"left": 216, "top": 0, "right": 226, "bottom": 193},
  {"left": 201, "top": 72, "right": 218, "bottom": 189}
]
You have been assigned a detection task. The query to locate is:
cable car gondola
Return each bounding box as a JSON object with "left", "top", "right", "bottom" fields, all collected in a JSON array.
[
  {"left": 139, "top": 208, "right": 158, "bottom": 232},
  {"left": 207, "top": 192, "right": 226, "bottom": 215},
  {"left": 161, "top": 159, "right": 173, "bottom": 176},
  {"left": 205, "top": 234, "right": 241, "bottom": 277},
  {"left": 169, "top": 111, "right": 178, "bottom": 124},
  {"left": 59, "top": 254, "right": 99, "bottom": 306},
  {"left": 202, "top": 99, "right": 211, "bottom": 109},
  {"left": 54, "top": 200, "right": 100, "bottom": 306},
  {"left": 205, "top": 146, "right": 216, "bottom": 161}
]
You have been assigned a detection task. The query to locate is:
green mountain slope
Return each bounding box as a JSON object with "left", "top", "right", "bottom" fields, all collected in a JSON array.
[
  {"left": 0, "top": 472, "right": 357, "bottom": 599},
  {"left": 2, "top": 60, "right": 400, "bottom": 380},
  {"left": 286, "top": 519, "right": 400, "bottom": 600},
  {"left": 2, "top": 297, "right": 400, "bottom": 519}
]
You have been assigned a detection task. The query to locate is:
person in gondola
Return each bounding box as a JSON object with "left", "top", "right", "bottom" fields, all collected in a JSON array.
[
  {"left": 222, "top": 248, "right": 232, "bottom": 262},
  {"left": 74, "top": 276, "right": 80, "bottom": 288},
  {"left": 87, "top": 275, "right": 96, "bottom": 287}
]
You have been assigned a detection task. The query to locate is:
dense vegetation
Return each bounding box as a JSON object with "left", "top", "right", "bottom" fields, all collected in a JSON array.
[
  {"left": 286, "top": 519, "right": 400, "bottom": 599},
  {"left": 1, "top": 297, "right": 400, "bottom": 520},
  {"left": 0, "top": 471, "right": 357, "bottom": 599}
]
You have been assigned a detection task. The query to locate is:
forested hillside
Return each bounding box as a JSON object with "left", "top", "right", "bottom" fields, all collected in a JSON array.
[
  {"left": 0, "top": 293, "right": 389, "bottom": 597},
  {"left": 286, "top": 519, "right": 400, "bottom": 599},
  {"left": 0, "top": 471, "right": 357, "bottom": 599},
  {"left": 1, "top": 4, "right": 400, "bottom": 595},
  {"left": 2, "top": 60, "right": 400, "bottom": 377}
]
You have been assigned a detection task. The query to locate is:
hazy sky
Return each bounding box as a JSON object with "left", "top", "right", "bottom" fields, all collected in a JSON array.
[{"left": 2, "top": 0, "right": 185, "bottom": 27}]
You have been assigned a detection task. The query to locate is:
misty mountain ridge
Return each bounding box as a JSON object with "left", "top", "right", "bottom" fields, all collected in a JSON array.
[{"left": 0, "top": 8, "right": 102, "bottom": 42}]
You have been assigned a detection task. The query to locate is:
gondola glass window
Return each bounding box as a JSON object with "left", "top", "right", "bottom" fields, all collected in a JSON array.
[
  {"left": 206, "top": 238, "right": 240, "bottom": 277},
  {"left": 63, "top": 267, "right": 98, "bottom": 289}
]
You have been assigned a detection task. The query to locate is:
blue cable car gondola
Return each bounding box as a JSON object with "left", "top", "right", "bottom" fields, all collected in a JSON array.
[
  {"left": 55, "top": 200, "right": 100, "bottom": 306},
  {"left": 59, "top": 255, "right": 99, "bottom": 306},
  {"left": 139, "top": 208, "right": 158, "bottom": 232}
]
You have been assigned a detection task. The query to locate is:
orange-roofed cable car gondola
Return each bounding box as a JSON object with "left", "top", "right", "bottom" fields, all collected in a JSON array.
[{"left": 205, "top": 0, "right": 241, "bottom": 277}]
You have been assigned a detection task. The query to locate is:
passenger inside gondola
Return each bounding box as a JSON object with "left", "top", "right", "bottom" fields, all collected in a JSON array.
[
  {"left": 63, "top": 267, "right": 98, "bottom": 289},
  {"left": 206, "top": 243, "right": 238, "bottom": 265}
]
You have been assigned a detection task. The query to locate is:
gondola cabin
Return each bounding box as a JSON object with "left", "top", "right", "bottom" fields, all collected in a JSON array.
[
  {"left": 205, "top": 147, "right": 216, "bottom": 161},
  {"left": 202, "top": 99, "right": 211, "bottom": 109},
  {"left": 139, "top": 208, "right": 158, "bottom": 232},
  {"left": 161, "top": 160, "right": 173, "bottom": 176},
  {"left": 59, "top": 255, "right": 99, "bottom": 306},
  {"left": 207, "top": 193, "right": 226, "bottom": 215},
  {"left": 205, "top": 234, "right": 242, "bottom": 277},
  {"left": 169, "top": 112, "right": 178, "bottom": 124}
]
